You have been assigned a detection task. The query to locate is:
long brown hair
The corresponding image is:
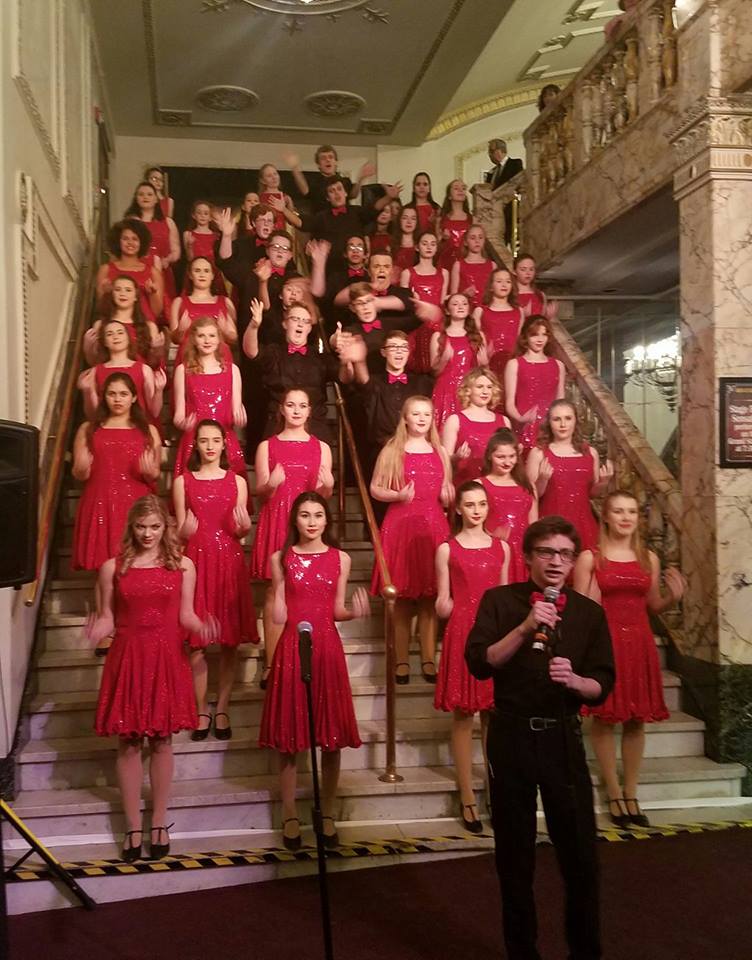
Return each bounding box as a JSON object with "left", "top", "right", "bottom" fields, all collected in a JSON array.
[
  {"left": 182, "top": 317, "right": 226, "bottom": 374},
  {"left": 440, "top": 293, "right": 483, "bottom": 353},
  {"left": 373, "top": 395, "right": 451, "bottom": 492},
  {"left": 187, "top": 419, "right": 230, "bottom": 471},
  {"left": 481, "top": 428, "right": 534, "bottom": 494},
  {"left": 88, "top": 372, "right": 151, "bottom": 444},
  {"left": 188, "top": 200, "right": 219, "bottom": 232},
  {"left": 481, "top": 267, "right": 518, "bottom": 307},
  {"left": 124, "top": 181, "right": 165, "bottom": 220},
  {"left": 451, "top": 480, "right": 487, "bottom": 535},
  {"left": 100, "top": 275, "right": 152, "bottom": 360},
  {"left": 280, "top": 491, "right": 339, "bottom": 572},
  {"left": 597, "top": 490, "right": 651, "bottom": 572},
  {"left": 98, "top": 319, "right": 137, "bottom": 363},
  {"left": 439, "top": 179, "right": 471, "bottom": 218},
  {"left": 536, "top": 399, "right": 587, "bottom": 454},
  {"left": 118, "top": 495, "right": 182, "bottom": 574},
  {"left": 515, "top": 314, "right": 553, "bottom": 357}
]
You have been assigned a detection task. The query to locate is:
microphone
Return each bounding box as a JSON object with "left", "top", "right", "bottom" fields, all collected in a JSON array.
[
  {"left": 531, "top": 586, "right": 560, "bottom": 654},
  {"left": 297, "top": 621, "right": 313, "bottom": 683}
]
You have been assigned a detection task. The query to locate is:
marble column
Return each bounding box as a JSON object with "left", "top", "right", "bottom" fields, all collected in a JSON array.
[{"left": 671, "top": 92, "right": 752, "bottom": 780}]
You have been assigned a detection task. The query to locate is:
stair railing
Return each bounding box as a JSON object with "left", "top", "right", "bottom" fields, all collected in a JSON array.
[{"left": 24, "top": 211, "right": 103, "bottom": 608}]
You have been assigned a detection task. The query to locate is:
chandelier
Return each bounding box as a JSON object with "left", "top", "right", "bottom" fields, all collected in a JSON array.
[{"left": 623, "top": 334, "right": 681, "bottom": 410}]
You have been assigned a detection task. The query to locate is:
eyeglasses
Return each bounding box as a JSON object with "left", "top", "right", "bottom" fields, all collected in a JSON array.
[
  {"left": 384, "top": 345, "right": 408, "bottom": 352},
  {"left": 269, "top": 243, "right": 292, "bottom": 252},
  {"left": 347, "top": 243, "right": 365, "bottom": 251},
  {"left": 531, "top": 547, "right": 576, "bottom": 563}
]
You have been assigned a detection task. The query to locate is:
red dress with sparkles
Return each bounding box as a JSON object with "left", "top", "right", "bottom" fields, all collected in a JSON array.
[
  {"left": 432, "top": 333, "right": 479, "bottom": 430},
  {"left": 434, "top": 538, "right": 503, "bottom": 713},
  {"left": 173, "top": 366, "right": 246, "bottom": 477},
  {"left": 173, "top": 296, "right": 234, "bottom": 367},
  {"left": 480, "top": 477, "right": 533, "bottom": 583},
  {"left": 106, "top": 261, "right": 158, "bottom": 326},
  {"left": 405, "top": 267, "right": 443, "bottom": 374},
  {"left": 142, "top": 218, "right": 176, "bottom": 302},
  {"left": 72, "top": 427, "right": 153, "bottom": 571},
  {"left": 372, "top": 450, "right": 449, "bottom": 599},
  {"left": 457, "top": 259, "right": 494, "bottom": 310},
  {"left": 183, "top": 471, "right": 258, "bottom": 648},
  {"left": 249, "top": 434, "right": 322, "bottom": 581},
  {"left": 415, "top": 203, "right": 439, "bottom": 233},
  {"left": 517, "top": 290, "right": 545, "bottom": 315},
  {"left": 394, "top": 245, "right": 416, "bottom": 272},
  {"left": 369, "top": 233, "right": 392, "bottom": 255},
  {"left": 452, "top": 411, "right": 509, "bottom": 488},
  {"left": 582, "top": 559, "right": 668, "bottom": 724},
  {"left": 95, "top": 566, "right": 197, "bottom": 738},
  {"left": 438, "top": 216, "right": 471, "bottom": 271},
  {"left": 480, "top": 305, "right": 523, "bottom": 383},
  {"left": 184, "top": 231, "right": 227, "bottom": 295},
  {"left": 538, "top": 446, "right": 598, "bottom": 551},
  {"left": 259, "top": 548, "right": 361, "bottom": 753},
  {"left": 513, "top": 356, "right": 560, "bottom": 453},
  {"left": 259, "top": 191, "right": 290, "bottom": 232}
]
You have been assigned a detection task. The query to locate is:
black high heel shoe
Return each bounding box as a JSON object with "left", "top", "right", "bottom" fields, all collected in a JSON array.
[
  {"left": 461, "top": 802, "right": 483, "bottom": 835},
  {"left": 421, "top": 661, "right": 437, "bottom": 684},
  {"left": 190, "top": 713, "right": 212, "bottom": 742},
  {"left": 213, "top": 712, "right": 232, "bottom": 741},
  {"left": 282, "top": 817, "right": 301, "bottom": 851},
  {"left": 607, "top": 798, "right": 631, "bottom": 829},
  {"left": 624, "top": 798, "right": 651, "bottom": 828},
  {"left": 149, "top": 822, "right": 174, "bottom": 860},
  {"left": 121, "top": 829, "right": 143, "bottom": 863},
  {"left": 321, "top": 815, "right": 339, "bottom": 849},
  {"left": 259, "top": 666, "right": 271, "bottom": 691},
  {"left": 395, "top": 662, "right": 410, "bottom": 685}
]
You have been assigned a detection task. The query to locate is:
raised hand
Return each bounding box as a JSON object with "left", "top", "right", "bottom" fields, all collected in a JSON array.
[
  {"left": 139, "top": 446, "right": 160, "bottom": 480},
  {"left": 213, "top": 206, "right": 235, "bottom": 236},
  {"left": 283, "top": 152, "right": 300, "bottom": 169},
  {"left": 545, "top": 299, "right": 559, "bottom": 321},
  {"left": 521, "top": 404, "right": 539, "bottom": 424},
  {"left": 83, "top": 327, "right": 100, "bottom": 356},
  {"left": 307, "top": 238, "right": 331, "bottom": 262},
  {"left": 268, "top": 463, "right": 286, "bottom": 491},
  {"left": 267, "top": 194, "right": 286, "bottom": 212},
  {"left": 181, "top": 509, "right": 199, "bottom": 539},
  {"left": 440, "top": 481, "right": 455, "bottom": 509},
  {"left": 598, "top": 460, "right": 615, "bottom": 483},
  {"left": 249, "top": 298, "right": 264, "bottom": 329},
  {"left": 331, "top": 321, "right": 345, "bottom": 353},
  {"left": 441, "top": 339, "right": 454, "bottom": 365},
  {"left": 176, "top": 411, "right": 198, "bottom": 432},
  {"left": 77, "top": 368, "right": 97, "bottom": 392},
  {"left": 358, "top": 161, "right": 376, "bottom": 182},
  {"left": 153, "top": 368, "right": 167, "bottom": 393},
  {"left": 492, "top": 522, "right": 512, "bottom": 542},
  {"left": 152, "top": 329, "right": 166, "bottom": 353},
  {"left": 233, "top": 504, "right": 252, "bottom": 536},
  {"left": 337, "top": 335, "right": 367, "bottom": 365},
  {"left": 384, "top": 181, "right": 403, "bottom": 200},
  {"left": 144, "top": 275, "right": 157, "bottom": 294},
  {"left": 399, "top": 480, "right": 415, "bottom": 503},
  {"left": 317, "top": 462, "right": 334, "bottom": 491},
  {"left": 663, "top": 567, "right": 686, "bottom": 603},
  {"left": 233, "top": 403, "right": 247, "bottom": 428},
  {"left": 351, "top": 586, "right": 371, "bottom": 619},
  {"left": 197, "top": 613, "right": 221, "bottom": 647},
  {"left": 455, "top": 441, "right": 472, "bottom": 460},
  {"left": 254, "top": 258, "right": 272, "bottom": 282},
  {"left": 539, "top": 457, "right": 555, "bottom": 481},
  {"left": 477, "top": 344, "right": 490, "bottom": 367}
]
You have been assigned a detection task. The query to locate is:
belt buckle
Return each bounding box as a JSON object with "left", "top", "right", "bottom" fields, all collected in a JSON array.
[{"left": 529, "top": 717, "right": 547, "bottom": 731}]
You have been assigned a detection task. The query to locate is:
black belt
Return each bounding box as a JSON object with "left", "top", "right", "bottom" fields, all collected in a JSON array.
[{"left": 496, "top": 712, "right": 581, "bottom": 732}]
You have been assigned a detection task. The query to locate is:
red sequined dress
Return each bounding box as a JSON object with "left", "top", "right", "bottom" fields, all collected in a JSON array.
[
  {"left": 434, "top": 538, "right": 503, "bottom": 713},
  {"left": 72, "top": 427, "right": 153, "bottom": 571},
  {"left": 415, "top": 203, "right": 439, "bottom": 233},
  {"left": 250, "top": 434, "right": 322, "bottom": 580},
  {"left": 95, "top": 565, "right": 197, "bottom": 737},
  {"left": 182, "top": 471, "right": 258, "bottom": 648},
  {"left": 538, "top": 446, "right": 598, "bottom": 551},
  {"left": 394, "top": 245, "right": 416, "bottom": 272},
  {"left": 173, "top": 296, "right": 234, "bottom": 367},
  {"left": 372, "top": 450, "right": 449, "bottom": 599},
  {"left": 141, "top": 218, "right": 176, "bottom": 301},
  {"left": 437, "top": 216, "right": 471, "bottom": 271},
  {"left": 457, "top": 259, "right": 494, "bottom": 310},
  {"left": 480, "top": 305, "right": 522, "bottom": 383},
  {"left": 173, "top": 366, "right": 246, "bottom": 477},
  {"left": 513, "top": 356, "right": 560, "bottom": 453},
  {"left": 432, "top": 333, "right": 478, "bottom": 430},
  {"left": 184, "top": 231, "right": 227, "bottom": 295},
  {"left": 480, "top": 477, "right": 534, "bottom": 583},
  {"left": 452, "top": 411, "right": 509, "bottom": 488},
  {"left": 405, "top": 267, "right": 444, "bottom": 374},
  {"left": 259, "top": 547, "right": 361, "bottom": 753},
  {"left": 369, "top": 232, "right": 392, "bottom": 255},
  {"left": 516, "top": 290, "right": 545, "bottom": 315},
  {"left": 582, "top": 559, "right": 668, "bottom": 723}
]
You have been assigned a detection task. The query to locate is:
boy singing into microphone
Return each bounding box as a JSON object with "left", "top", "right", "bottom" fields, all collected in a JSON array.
[{"left": 466, "top": 516, "right": 614, "bottom": 960}]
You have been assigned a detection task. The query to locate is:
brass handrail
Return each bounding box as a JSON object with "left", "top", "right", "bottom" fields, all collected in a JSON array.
[
  {"left": 331, "top": 381, "right": 402, "bottom": 784},
  {"left": 24, "top": 211, "right": 103, "bottom": 607}
]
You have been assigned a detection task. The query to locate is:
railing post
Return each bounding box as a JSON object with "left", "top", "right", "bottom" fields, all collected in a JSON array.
[
  {"left": 378, "top": 584, "right": 402, "bottom": 784},
  {"left": 335, "top": 392, "right": 346, "bottom": 544}
]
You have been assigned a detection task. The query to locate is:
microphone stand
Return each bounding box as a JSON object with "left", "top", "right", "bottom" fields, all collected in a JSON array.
[{"left": 299, "top": 629, "right": 335, "bottom": 960}]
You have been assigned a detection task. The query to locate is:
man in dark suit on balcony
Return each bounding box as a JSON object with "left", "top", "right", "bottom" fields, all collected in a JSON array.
[{"left": 485, "top": 139, "right": 524, "bottom": 245}]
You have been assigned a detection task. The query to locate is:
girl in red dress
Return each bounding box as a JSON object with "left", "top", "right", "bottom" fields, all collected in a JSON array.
[
  {"left": 527, "top": 400, "right": 614, "bottom": 552},
  {"left": 401, "top": 230, "right": 449, "bottom": 374},
  {"left": 173, "top": 318, "right": 246, "bottom": 476},
  {"left": 437, "top": 179, "right": 472, "bottom": 272},
  {"left": 170, "top": 257, "right": 237, "bottom": 364},
  {"left": 410, "top": 172, "right": 440, "bottom": 235},
  {"left": 392, "top": 205, "right": 418, "bottom": 273},
  {"left": 442, "top": 367, "right": 510, "bottom": 488},
  {"left": 371, "top": 396, "right": 453, "bottom": 684},
  {"left": 95, "top": 220, "right": 164, "bottom": 327},
  {"left": 258, "top": 163, "right": 301, "bottom": 232},
  {"left": 480, "top": 428, "right": 538, "bottom": 583},
  {"left": 514, "top": 252, "right": 556, "bottom": 319},
  {"left": 430, "top": 293, "right": 489, "bottom": 430},
  {"left": 504, "top": 314, "right": 565, "bottom": 454},
  {"left": 450, "top": 224, "right": 495, "bottom": 310},
  {"left": 174, "top": 419, "right": 258, "bottom": 742},
  {"left": 88, "top": 494, "right": 217, "bottom": 862},
  {"left": 182, "top": 200, "right": 227, "bottom": 295},
  {"left": 574, "top": 490, "right": 685, "bottom": 828},
  {"left": 124, "top": 181, "right": 181, "bottom": 306},
  {"left": 367, "top": 205, "right": 393, "bottom": 257},
  {"left": 251, "top": 389, "right": 333, "bottom": 687},
  {"left": 236, "top": 191, "right": 260, "bottom": 237},
  {"left": 72, "top": 373, "right": 161, "bottom": 571},
  {"left": 86, "top": 276, "right": 166, "bottom": 375},
  {"left": 78, "top": 319, "right": 164, "bottom": 423},
  {"left": 145, "top": 166, "right": 174, "bottom": 219},
  {"left": 435, "top": 480, "right": 510, "bottom": 832},
  {"left": 259, "top": 492, "right": 369, "bottom": 851},
  {"left": 475, "top": 267, "right": 524, "bottom": 386}
]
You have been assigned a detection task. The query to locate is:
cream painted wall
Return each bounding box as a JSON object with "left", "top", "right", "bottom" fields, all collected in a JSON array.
[{"left": 0, "top": 0, "right": 106, "bottom": 760}]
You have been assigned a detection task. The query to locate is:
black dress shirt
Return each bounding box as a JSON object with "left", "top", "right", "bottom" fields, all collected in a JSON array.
[
  {"left": 311, "top": 206, "right": 375, "bottom": 268},
  {"left": 303, "top": 173, "right": 354, "bottom": 216},
  {"left": 358, "top": 371, "right": 434, "bottom": 447},
  {"left": 343, "top": 287, "right": 419, "bottom": 372},
  {"left": 465, "top": 581, "right": 614, "bottom": 717}
]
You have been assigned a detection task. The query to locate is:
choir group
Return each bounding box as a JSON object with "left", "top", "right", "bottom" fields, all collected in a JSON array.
[{"left": 76, "top": 151, "right": 684, "bottom": 861}]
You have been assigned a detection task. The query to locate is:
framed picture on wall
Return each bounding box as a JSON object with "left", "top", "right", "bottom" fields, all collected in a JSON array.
[{"left": 719, "top": 377, "right": 752, "bottom": 468}]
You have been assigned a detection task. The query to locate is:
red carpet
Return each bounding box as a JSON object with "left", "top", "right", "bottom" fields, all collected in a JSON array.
[{"left": 9, "top": 827, "right": 752, "bottom": 960}]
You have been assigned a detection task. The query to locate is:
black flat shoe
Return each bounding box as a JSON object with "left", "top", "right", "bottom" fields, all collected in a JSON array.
[
  {"left": 395, "top": 662, "right": 410, "bottom": 685},
  {"left": 421, "top": 660, "right": 437, "bottom": 684},
  {"left": 282, "top": 817, "right": 301, "bottom": 851},
  {"left": 461, "top": 802, "right": 483, "bottom": 835},
  {"left": 149, "top": 823, "right": 174, "bottom": 860},
  {"left": 259, "top": 666, "right": 271, "bottom": 691},
  {"left": 190, "top": 713, "right": 212, "bottom": 742},
  {"left": 94, "top": 637, "right": 113, "bottom": 658},
  {"left": 607, "top": 798, "right": 631, "bottom": 829},
  {"left": 213, "top": 712, "right": 232, "bottom": 741},
  {"left": 322, "top": 816, "right": 339, "bottom": 849},
  {"left": 122, "top": 829, "right": 143, "bottom": 863},
  {"left": 624, "top": 798, "right": 651, "bottom": 828}
]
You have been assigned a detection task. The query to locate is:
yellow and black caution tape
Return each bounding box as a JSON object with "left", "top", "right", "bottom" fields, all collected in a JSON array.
[{"left": 8, "top": 820, "right": 751, "bottom": 883}]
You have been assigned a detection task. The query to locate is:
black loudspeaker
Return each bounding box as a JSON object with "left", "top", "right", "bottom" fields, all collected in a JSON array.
[{"left": 0, "top": 420, "right": 39, "bottom": 588}]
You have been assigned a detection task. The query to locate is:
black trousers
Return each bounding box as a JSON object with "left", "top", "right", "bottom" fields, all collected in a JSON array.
[{"left": 487, "top": 713, "right": 601, "bottom": 960}]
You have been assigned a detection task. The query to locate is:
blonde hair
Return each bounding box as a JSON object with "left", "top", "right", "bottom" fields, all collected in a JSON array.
[
  {"left": 183, "top": 317, "right": 225, "bottom": 374},
  {"left": 598, "top": 490, "right": 651, "bottom": 572},
  {"left": 118, "top": 495, "right": 183, "bottom": 574},
  {"left": 457, "top": 367, "right": 502, "bottom": 411},
  {"left": 373, "top": 396, "right": 451, "bottom": 491}
]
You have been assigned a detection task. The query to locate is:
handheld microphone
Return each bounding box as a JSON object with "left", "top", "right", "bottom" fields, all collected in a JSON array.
[
  {"left": 297, "top": 621, "right": 313, "bottom": 683},
  {"left": 531, "top": 586, "right": 560, "bottom": 654}
]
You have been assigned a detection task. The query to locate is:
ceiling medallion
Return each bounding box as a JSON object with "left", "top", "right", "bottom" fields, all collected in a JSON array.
[
  {"left": 223, "top": 1, "right": 391, "bottom": 27},
  {"left": 304, "top": 90, "right": 366, "bottom": 117},
  {"left": 195, "top": 85, "right": 259, "bottom": 112}
]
